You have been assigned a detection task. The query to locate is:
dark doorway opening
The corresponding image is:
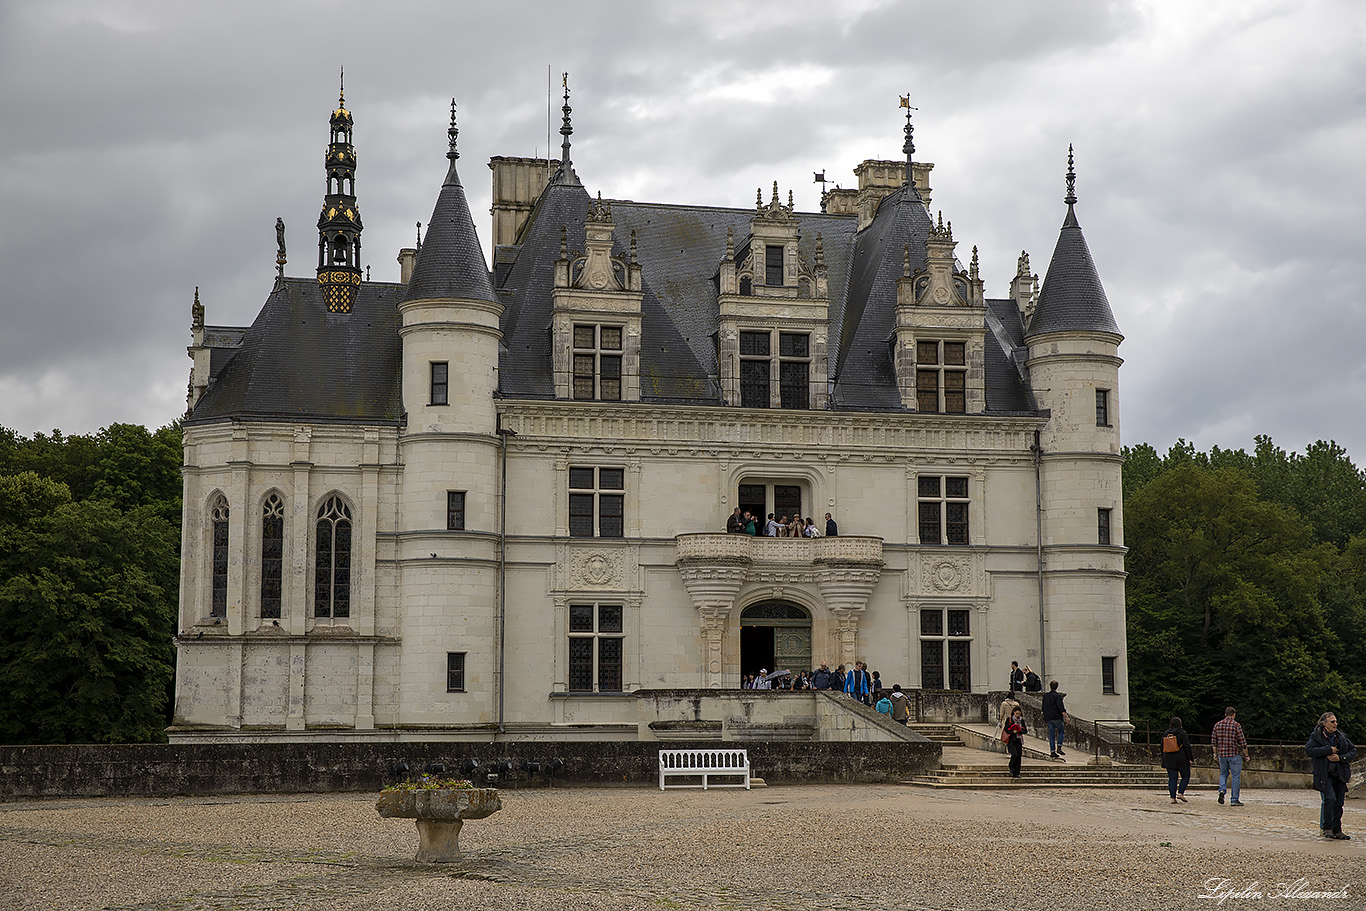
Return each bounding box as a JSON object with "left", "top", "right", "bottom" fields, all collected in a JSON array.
[
  {"left": 740, "top": 626, "right": 774, "bottom": 680},
  {"left": 739, "top": 601, "right": 811, "bottom": 686}
]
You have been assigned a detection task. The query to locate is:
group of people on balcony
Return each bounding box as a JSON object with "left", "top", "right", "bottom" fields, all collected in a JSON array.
[
  {"left": 743, "top": 661, "right": 879, "bottom": 700},
  {"left": 726, "top": 508, "right": 838, "bottom": 538}
]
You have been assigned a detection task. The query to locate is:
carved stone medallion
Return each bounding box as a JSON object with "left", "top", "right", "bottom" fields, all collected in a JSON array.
[{"left": 924, "top": 557, "right": 969, "bottom": 592}]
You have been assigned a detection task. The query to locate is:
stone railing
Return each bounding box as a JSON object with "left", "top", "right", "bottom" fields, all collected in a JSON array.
[{"left": 675, "top": 533, "right": 883, "bottom": 565}]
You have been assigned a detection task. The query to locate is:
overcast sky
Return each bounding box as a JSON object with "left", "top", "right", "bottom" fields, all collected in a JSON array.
[{"left": 1, "top": 0, "right": 1362, "bottom": 461}]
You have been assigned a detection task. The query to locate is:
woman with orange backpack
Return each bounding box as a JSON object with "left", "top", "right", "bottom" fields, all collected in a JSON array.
[{"left": 1161, "top": 717, "right": 1195, "bottom": 804}]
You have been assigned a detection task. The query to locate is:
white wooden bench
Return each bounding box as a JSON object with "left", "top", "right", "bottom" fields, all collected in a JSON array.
[{"left": 658, "top": 749, "right": 750, "bottom": 790}]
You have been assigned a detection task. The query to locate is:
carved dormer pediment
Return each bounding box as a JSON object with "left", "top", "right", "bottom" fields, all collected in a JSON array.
[
  {"left": 907, "top": 213, "right": 972, "bottom": 308},
  {"left": 716, "top": 182, "right": 831, "bottom": 410},
  {"left": 550, "top": 194, "right": 645, "bottom": 401},
  {"left": 892, "top": 213, "right": 989, "bottom": 414}
]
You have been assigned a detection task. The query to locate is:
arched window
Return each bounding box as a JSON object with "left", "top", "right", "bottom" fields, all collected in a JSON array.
[
  {"left": 260, "top": 494, "right": 284, "bottom": 620},
  {"left": 314, "top": 496, "right": 352, "bottom": 619},
  {"left": 210, "top": 495, "right": 229, "bottom": 618}
]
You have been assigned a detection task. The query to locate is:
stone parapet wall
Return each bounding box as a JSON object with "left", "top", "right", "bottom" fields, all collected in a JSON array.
[{"left": 0, "top": 739, "right": 939, "bottom": 802}]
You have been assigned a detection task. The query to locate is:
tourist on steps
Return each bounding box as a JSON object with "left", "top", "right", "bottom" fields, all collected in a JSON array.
[{"left": 1005, "top": 707, "right": 1027, "bottom": 778}]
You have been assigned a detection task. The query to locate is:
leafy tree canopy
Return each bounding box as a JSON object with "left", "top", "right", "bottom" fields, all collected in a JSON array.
[
  {"left": 0, "top": 423, "right": 182, "bottom": 743},
  {"left": 1122, "top": 438, "right": 1366, "bottom": 741}
]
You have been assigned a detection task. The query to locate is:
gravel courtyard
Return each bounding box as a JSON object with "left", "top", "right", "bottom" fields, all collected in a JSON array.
[{"left": 1, "top": 784, "right": 1360, "bottom": 910}]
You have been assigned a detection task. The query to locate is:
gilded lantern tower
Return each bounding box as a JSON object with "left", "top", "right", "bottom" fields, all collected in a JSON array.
[{"left": 317, "top": 74, "right": 363, "bottom": 312}]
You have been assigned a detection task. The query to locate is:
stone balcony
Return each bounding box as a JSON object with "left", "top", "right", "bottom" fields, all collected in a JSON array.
[
  {"left": 674, "top": 533, "right": 884, "bottom": 566},
  {"left": 675, "top": 534, "right": 886, "bottom": 686}
]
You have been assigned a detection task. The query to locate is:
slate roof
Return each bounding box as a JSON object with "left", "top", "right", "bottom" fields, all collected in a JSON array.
[
  {"left": 187, "top": 278, "right": 404, "bottom": 425},
  {"left": 406, "top": 159, "right": 497, "bottom": 304},
  {"left": 831, "top": 185, "right": 931, "bottom": 409},
  {"left": 492, "top": 176, "right": 1039, "bottom": 413},
  {"left": 1026, "top": 205, "right": 1121, "bottom": 339},
  {"left": 190, "top": 151, "right": 1083, "bottom": 427}
]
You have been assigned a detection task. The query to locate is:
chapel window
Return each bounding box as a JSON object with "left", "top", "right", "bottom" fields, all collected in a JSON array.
[
  {"left": 210, "top": 495, "right": 229, "bottom": 619},
  {"left": 260, "top": 494, "right": 284, "bottom": 620},
  {"left": 314, "top": 495, "right": 352, "bottom": 619}
]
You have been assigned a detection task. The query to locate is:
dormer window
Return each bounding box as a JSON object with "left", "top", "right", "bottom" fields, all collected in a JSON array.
[
  {"left": 573, "top": 324, "right": 623, "bottom": 401},
  {"left": 765, "top": 245, "right": 784, "bottom": 286},
  {"left": 915, "top": 340, "right": 966, "bottom": 414}
]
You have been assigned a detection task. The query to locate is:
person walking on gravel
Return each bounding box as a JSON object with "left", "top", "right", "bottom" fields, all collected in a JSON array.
[{"left": 1212, "top": 706, "right": 1249, "bottom": 807}]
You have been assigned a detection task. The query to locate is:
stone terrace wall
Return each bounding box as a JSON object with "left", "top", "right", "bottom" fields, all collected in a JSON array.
[{"left": 0, "top": 739, "right": 940, "bottom": 802}]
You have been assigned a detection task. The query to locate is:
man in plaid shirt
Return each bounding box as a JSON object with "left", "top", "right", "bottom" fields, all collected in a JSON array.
[{"left": 1213, "top": 706, "right": 1250, "bottom": 806}]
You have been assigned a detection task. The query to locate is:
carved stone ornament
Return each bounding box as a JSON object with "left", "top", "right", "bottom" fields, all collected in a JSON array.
[
  {"left": 924, "top": 557, "right": 970, "bottom": 592},
  {"left": 570, "top": 550, "right": 623, "bottom": 588}
]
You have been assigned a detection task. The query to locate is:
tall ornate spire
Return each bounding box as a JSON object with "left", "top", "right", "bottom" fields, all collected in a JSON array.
[
  {"left": 317, "top": 70, "right": 363, "bottom": 313},
  {"left": 275, "top": 217, "right": 286, "bottom": 279},
  {"left": 560, "top": 73, "right": 572, "bottom": 165},
  {"left": 551, "top": 73, "right": 580, "bottom": 186},
  {"left": 1065, "top": 143, "right": 1077, "bottom": 207},
  {"left": 900, "top": 93, "right": 920, "bottom": 200}
]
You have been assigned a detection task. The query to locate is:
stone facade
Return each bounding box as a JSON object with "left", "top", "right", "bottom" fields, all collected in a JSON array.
[{"left": 172, "top": 91, "right": 1130, "bottom": 742}]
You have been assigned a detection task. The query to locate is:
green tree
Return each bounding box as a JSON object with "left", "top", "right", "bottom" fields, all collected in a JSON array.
[
  {"left": 0, "top": 476, "right": 178, "bottom": 743},
  {"left": 1123, "top": 464, "right": 1362, "bottom": 740}
]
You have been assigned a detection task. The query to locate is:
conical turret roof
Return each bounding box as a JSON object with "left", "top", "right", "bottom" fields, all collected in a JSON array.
[
  {"left": 1026, "top": 149, "right": 1120, "bottom": 339},
  {"left": 405, "top": 102, "right": 496, "bottom": 304}
]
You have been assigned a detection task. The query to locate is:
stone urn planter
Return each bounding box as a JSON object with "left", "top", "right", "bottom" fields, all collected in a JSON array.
[{"left": 375, "top": 787, "right": 502, "bottom": 863}]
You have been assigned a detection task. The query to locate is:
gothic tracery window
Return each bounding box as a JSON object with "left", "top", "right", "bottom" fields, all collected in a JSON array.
[
  {"left": 210, "top": 495, "right": 229, "bottom": 618},
  {"left": 314, "top": 495, "right": 352, "bottom": 619},
  {"left": 260, "top": 494, "right": 284, "bottom": 620}
]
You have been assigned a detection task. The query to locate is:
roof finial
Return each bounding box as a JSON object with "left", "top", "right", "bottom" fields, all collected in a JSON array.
[
  {"left": 725, "top": 224, "right": 735, "bottom": 261},
  {"left": 560, "top": 72, "right": 573, "bottom": 167},
  {"left": 276, "top": 217, "right": 286, "bottom": 278},
  {"left": 192, "top": 286, "right": 204, "bottom": 328},
  {"left": 900, "top": 93, "right": 918, "bottom": 196},
  {"left": 339, "top": 66, "right": 345, "bottom": 109},
  {"left": 416, "top": 221, "right": 422, "bottom": 251},
  {"left": 447, "top": 98, "right": 459, "bottom": 160},
  {"left": 756, "top": 187, "right": 763, "bottom": 210},
  {"left": 1064, "top": 143, "right": 1077, "bottom": 207},
  {"left": 970, "top": 245, "right": 980, "bottom": 281}
]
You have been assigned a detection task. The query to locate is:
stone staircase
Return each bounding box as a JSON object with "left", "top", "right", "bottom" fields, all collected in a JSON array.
[
  {"left": 905, "top": 759, "right": 1171, "bottom": 790},
  {"left": 907, "top": 723, "right": 965, "bottom": 747}
]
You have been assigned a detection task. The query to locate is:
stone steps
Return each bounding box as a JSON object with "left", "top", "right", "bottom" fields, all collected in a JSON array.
[
  {"left": 907, "top": 724, "right": 964, "bottom": 747},
  {"left": 906, "top": 761, "right": 1175, "bottom": 789}
]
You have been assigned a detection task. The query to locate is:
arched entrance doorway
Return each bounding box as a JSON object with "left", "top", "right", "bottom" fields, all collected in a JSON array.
[{"left": 739, "top": 601, "right": 812, "bottom": 683}]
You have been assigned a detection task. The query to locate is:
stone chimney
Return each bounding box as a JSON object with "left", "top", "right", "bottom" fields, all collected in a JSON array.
[
  {"left": 489, "top": 156, "right": 553, "bottom": 248},
  {"left": 397, "top": 247, "right": 417, "bottom": 284}
]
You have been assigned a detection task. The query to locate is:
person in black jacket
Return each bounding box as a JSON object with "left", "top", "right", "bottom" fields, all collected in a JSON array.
[
  {"left": 1042, "top": 680, "right": 1069, "bottom": 759},
  {"left": 1306, "top": 712, "right": 1358, "bottom": 839},
  {"left": 1008, "top": 661, "right": 1024, "bottom": 694},
  {"left": 1160, "top": 716, "right": 1194, "bottom": 804}
]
